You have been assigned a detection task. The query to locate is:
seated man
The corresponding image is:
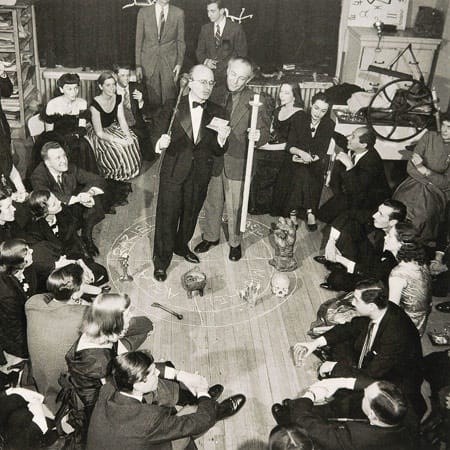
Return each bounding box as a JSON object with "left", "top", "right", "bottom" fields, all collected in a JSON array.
[
  {"left": 318, "top": 127, "right": 391, "bottom": 225},
  {"left": 87, "top": 350, "right": 246, "bottom": 450},
  {"left": 294, "top": 279, "right": 425, "bottom": 420},
  {"left": 114, "top": 64, "right": 156, "bottom": 161},
  {"left": 30, "top": 141, "right": 106, "bottom": 256},
  {"left": 272, "top": 380, "right": 416, "bottom": 450},
  {"left": 315, "top": 199, "right": 406, "bottom": 292}
]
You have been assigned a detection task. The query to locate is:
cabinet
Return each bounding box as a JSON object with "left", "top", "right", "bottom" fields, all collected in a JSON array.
[
  {"left": 342, "top": 27, "right": 441, "bottom": 92},
  {"left": 0, "top": 2, "right": 40, "bottom": 138}
]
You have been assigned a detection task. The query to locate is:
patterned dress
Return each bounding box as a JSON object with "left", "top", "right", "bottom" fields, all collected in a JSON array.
[
  {"left": 85, "top": 95, "right": 141, "bottom": 181},
  {"left": 390, "top": 261, "right": 432, "bottom": 336}
]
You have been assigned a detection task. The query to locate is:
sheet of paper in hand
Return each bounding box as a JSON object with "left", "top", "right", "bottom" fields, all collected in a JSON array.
[{"left": 207, "top": 117, "right": 229, "bottom": 132}]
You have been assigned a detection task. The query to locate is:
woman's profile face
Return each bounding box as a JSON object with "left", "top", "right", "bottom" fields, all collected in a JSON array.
[
  {"left": 100, "top": 78, "right": 116, "bottom": 96},
  {"left": 279, "top": 84, "right": 294, "bottom": 106},
  {"left": 23, "top": 246, "right": 34, "bottom": 268},
  {"left": 47, "top": 193, "right": 63, "bottom": 216},
  {"left": 311, "top": 99, "right": 329, "bottom": 122},
  {"left": 60, "top": 83, "right": 79, "bottom": 101}
]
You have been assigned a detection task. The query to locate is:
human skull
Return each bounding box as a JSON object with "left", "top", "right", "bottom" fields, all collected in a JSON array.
[{"left": 271, "top": 272, "right": 290, "bottom": 298}]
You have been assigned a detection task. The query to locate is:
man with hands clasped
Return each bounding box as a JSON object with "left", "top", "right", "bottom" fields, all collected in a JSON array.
[
  {"left": 87, "top": 351, "right": 246, "bottom": 450},
  {"left": 152, "top": 64, "right": 230, "bottom": 281},
  {"left": 292, "top": 279, "right": 425, "bottom": 420}
]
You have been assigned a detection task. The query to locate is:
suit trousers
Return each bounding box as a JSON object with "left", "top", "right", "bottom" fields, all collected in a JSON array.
[
  {"left": 153, "top": 167, "right": 209, "bottom": 270},
  {"left": 202, "top": 170, "right": 244, "bottom": 248},
  {"left": 146, "top": 59, "right": 176, "bottom": 108}
]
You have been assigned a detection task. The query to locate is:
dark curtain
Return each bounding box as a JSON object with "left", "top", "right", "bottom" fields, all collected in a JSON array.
[{"left": 36, "top": 0, "right": 340, "bottom": 73}]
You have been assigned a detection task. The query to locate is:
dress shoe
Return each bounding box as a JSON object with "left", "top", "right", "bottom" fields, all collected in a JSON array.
[
  {"left": 194, "top": 239, "right": 219, "bottom": 254},
  {"left": 307, "top": 222, "right": 318, "bottom": 232},
  {"left": 106, "top": 206, "right": 116, "bottom": 215},
  {"left": 83, "top": 238, "right": 99, "bottom": 257},
  {"left": 174, "top": 249, "right": 200, "bottom": 264},
  {"left": 314, "top": 255, "right": 329, "bottom": 265},
  {"left": 314, "top": 256, "right": 346, "bottom": 272},
  {"left": 229, "top": 245, "right": 242, "bottom": 262},
  {"left": 320, "top": 282, "right": 339, "bottom": 291},
  {"left": 208, "top": 384, "right": 224, "bottom": 402},
  {"left": 154, "top": 269, "right": 167, "bottom": 282},
  {"left": 216, "top": 394, "right": 246, "bottom": 420},
  {"left": 271, "top": 403, "right": 291, "bottom": 425}
]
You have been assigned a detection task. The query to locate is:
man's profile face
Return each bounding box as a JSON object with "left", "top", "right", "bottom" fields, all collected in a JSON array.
[
  {"left": 138, "top": 363, "right": 160, "bottom": 393},
  {"left": 441, "top": 120, "right": 450, "bottom": 143},
  {"left": 116, "top": 69, "right": 130, "bottom": 88},
  {"left": 226, "top": 61, "right": 251, "bottom": 93},
  {"left": 372, "top": 204, "right": 394, "bottom": 230},
  {"left": 189, "top": 66, "right": 215, "bottom": 102},
  {"left": 207, "top": 3, "right": 224, "bottom": 23},
  {"left": 351, "top": 289, "right": 372, "bottom": 317},
  {"left": 347, "top": 129, "right": 365, "bottom": 152},
  {"left": 45, "top": 147, "right": 68, "bottom": 173}
]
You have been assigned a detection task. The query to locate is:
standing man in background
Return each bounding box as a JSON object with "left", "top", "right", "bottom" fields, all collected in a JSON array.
[
  {"left": 196, "top": 0, "right": 247, "bottom": 87},
  {"left": 135, "top": 0, "right": 185, "bottom": 110}
]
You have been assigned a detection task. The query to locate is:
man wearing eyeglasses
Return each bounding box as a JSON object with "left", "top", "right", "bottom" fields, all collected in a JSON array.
[
  {"left": 194, "top": 57, "right": 271, "bottom": 262},
  {"left": 151, "top": 65, "right": 230, "bottom": 282}
]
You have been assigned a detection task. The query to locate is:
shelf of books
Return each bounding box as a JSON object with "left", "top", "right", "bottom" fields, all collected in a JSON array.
[{"left": 0, "top": 2, "right": 40, "bottom": 139}]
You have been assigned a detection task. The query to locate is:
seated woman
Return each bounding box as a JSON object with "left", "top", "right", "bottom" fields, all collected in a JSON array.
[
  {"left": 85, "top": 72, "right": 141, "bottom": 197},
  {"left": 65, "top": 293, "right": 153, "bottom": 422},
  {"left": 0, "top": 239, "right": 36, "bottom": 367},
  {"left": 27, "top": 189, "right": 108, "bottom": 289},
  {"left": 26, "top": 264, "right": 91, "bottom": 413},
  {"left": 33, "top": 73, "right": 98, "bottom": 173},
  {"left": 249, "top": 82, "right": 303, "bottom": 215},
  {"left": 271, "top": 93, "right": 334, "bottom": 230},
  {"left": 393, "top": 112, "right": 450, "bottom": 246},
  {"left": 384, "top": 221, "right": 432, "bottom": 336}
]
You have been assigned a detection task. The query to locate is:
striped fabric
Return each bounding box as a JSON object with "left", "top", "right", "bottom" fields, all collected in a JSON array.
[{"left": 85, "top": 123, "right": 142, "bottom": 181}]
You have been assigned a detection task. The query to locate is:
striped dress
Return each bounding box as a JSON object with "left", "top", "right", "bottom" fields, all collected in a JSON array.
[{"left": 85, "top": 95, "right": 141, "bottom": 181}]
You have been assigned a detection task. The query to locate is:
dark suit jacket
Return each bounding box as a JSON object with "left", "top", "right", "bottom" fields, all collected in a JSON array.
[
  {"left": 340, "top": 149, "right": 391, "bottom": 211},
  {"left": 210, "top": 85, "right": 271, "bottom": 180},
  {"left": 152, "top": 95, "right": 227, "bottom": 187},
  {"left": 30, "top": 163, "right": 106, "bottom": 205},
  {"left": 126, "top": 81, "right": 148, "bottom": 130},
  {"left": 196, "top": 19, "right": 247, "bottom": 83},
  {"left": 288, "top": 397, "right": 415, "bottom": 450},
  {"left": 135, "top": 5, "right": 185, "bottom": 77},
  {"left": 0, "top": 75, "right": 13, "bottom": 145},
  {"left": 324, "top": 302, "right": 424, "bottom": 413},
  {"left": 87, "top": 382, "right": 216, "bottom": 450}
]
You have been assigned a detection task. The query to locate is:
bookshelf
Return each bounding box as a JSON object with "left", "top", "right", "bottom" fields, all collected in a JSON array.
[{"left": 0, "top": 2, "right": 40, "bottom": 138}]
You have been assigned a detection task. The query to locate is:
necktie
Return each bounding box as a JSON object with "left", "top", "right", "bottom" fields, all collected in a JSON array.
[
  {"left": 57, "top": 174, "right": 63, "bottom": 190},
  {"left": 215, "top": 24, "right": 221, "bottom": 48},
  {"left": 358, "top": 322, "right": 375, "bottom": 369},
  {"left": 159, "top": 8, "right": 165, "bottom": 41},
  {"left": 142, "top": 397, "right": 147, "bottom": 404},
  {"left": 124, "top": 88, "right": 131, "bottom": 110},
  {"left": 351, "top": 152, "right": 356, "bottom": 165},
  {"left": 192, "top": 101, "right": 206, "bottom": 109}
]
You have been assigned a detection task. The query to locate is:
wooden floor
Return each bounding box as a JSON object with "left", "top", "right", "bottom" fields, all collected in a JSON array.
[{"left": 93, "top": 159, "right": 450, "bottom": 450}]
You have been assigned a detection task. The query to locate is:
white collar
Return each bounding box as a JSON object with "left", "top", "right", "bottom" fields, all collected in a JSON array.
[
  {"left": 215, "top": 16, "right": 226, "bottom": 31},
  {"left": 120, "top": 391, "right": 144, "bottom": 403},
  {"left": 46, "top": 166, "right": 64, "bottom": 181}
]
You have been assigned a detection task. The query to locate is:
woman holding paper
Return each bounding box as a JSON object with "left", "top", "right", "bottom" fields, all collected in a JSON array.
[{"left": 271, "top": 93, "right": 334, "bottom": 230}]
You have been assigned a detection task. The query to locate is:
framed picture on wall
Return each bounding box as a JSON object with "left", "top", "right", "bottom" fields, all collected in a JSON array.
[{"left": 347, "top": 0, "right": 410, "bottom": 30}]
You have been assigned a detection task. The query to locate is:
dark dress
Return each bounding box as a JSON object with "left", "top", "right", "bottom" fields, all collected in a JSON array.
[
  {"left": 32, "top": 110, "right": 98, "bottom": 174},
  {"left": 249, "top": 107, "right": 299, "bottom": 213},
  {"left": 0, "top": 267, "right": 37, "bottom": 365},
  {"left": 271, "top": 112, "right": 335, "bottom": 217},
  {"left": 85, "top": 95, "right": 141, "bottom": 181}
]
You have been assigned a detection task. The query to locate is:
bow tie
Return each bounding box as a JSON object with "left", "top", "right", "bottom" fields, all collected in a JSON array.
[{"left": 192, "top": 101, "right": 206, "bottom": 109}]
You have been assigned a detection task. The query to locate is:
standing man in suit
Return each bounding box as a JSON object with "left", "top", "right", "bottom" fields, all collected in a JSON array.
[
  {"left": 135, "top": 0, "right": 186, "bottom": 110},
  {"left": 194, "top": 57, "right": 271, "bottom": 262},
  {"left": 318, "top": 127, "right": 391, "bottom": 225},
  {"left": 294, "top": 279, "right": 425, "bottom": 419},
  {"left": 114, "top": 64, "right": 156, "bottom": 161},
  {"left": 272, "top": 381, "right": 416, "bottom": 450},
  {"left": 30, "top": 142, "right": 106, "bottom": 257},
  {"left": 87, "top": 351, "right": 246, "bottom": 450},
  {"left": 152, "top": 65, "right": 230, "bottom": 282},
  {"left": 196, "top": 0, "right": 247, "bottom": 87}
]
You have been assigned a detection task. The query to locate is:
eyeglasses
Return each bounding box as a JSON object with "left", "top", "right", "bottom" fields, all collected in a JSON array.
[
  {"left": 228, "top": 70, "right": 250, "bottom": 83},
  {"left": 192, "top": 79, "right": 216, "bottom": 87}
]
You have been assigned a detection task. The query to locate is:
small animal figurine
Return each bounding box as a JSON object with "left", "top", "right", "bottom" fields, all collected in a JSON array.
[{"left": 181, "top": 266, "right": 207, "bottom": 298}]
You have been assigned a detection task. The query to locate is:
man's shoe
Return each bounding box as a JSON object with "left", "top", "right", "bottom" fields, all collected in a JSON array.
[
  {"left": 216, "top": 394, "right": 246, "bottom": 420},
  {"left": 314, "top": 255, "right": 329, "bottom": 265},
  {"left": 208, "top": 384, "right": 224, "bottom": 402},
  {"left": 314, "top": 256, "right": 346, "bottom": 272},
  {"left": 229, "top": 245, "right": 242, "bottom": 262},
  {"left": 320, "top": 282, "right": 339, "bottom": 291},
  {"left": 154, "top": 269, "right": 167, "bottom": 282},
  {"left": 194, "top": 239, "right": 219, "bottom": 254},
  {"left": 271, "top": 403, "right": 291, "bottom": 425},
  {"left": 106, "top": 206, "right": 117, "bottom": 215},
  {"left": 83, "top": 238, "right": 99, "bottom": 257},
  {"left": 174, "top": 249, "right": 200, "bottom": 264}
]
